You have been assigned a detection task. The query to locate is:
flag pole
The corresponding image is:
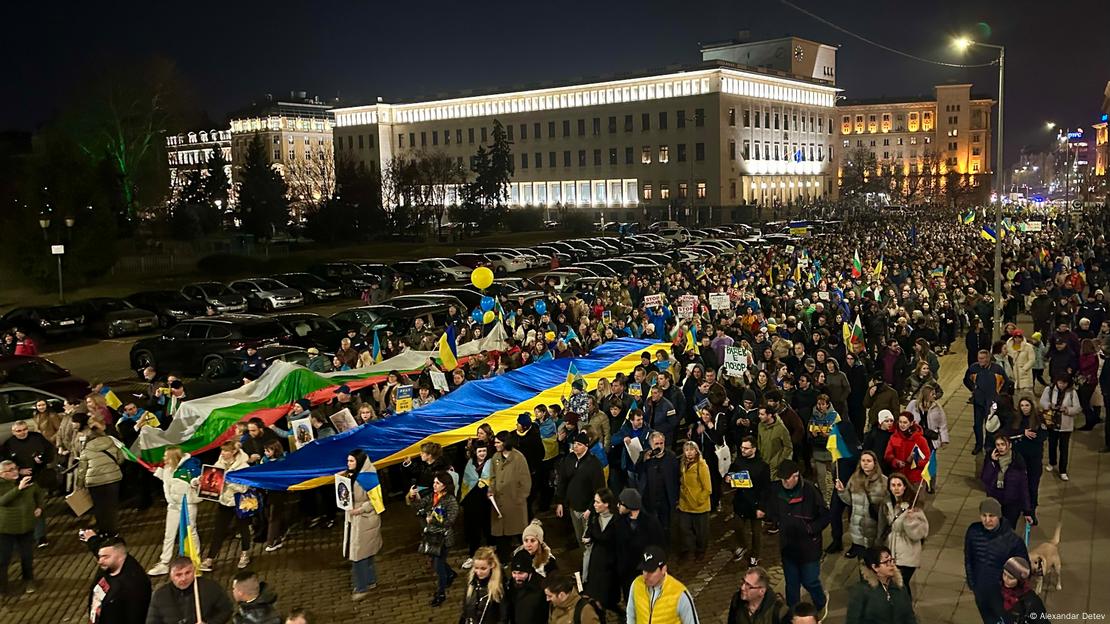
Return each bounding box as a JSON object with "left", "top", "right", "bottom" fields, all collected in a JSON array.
[
  {"left": 910, "top": 480, "right": 923, "bottom": 509},
  {"left": 193, "top": 576, "right": 202, "bottom": 622}
]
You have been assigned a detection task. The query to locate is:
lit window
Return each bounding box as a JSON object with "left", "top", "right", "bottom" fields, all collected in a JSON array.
[
  {"left": 660, "top": 185, "right": 670, "bottom": 199},
  {"left": 696, "top": 182, "right": 706, "bottom": 199},
  {"left": 678, "top": 182, "right": 688, "bottom": 198},
  {"left": 642, "top": 146, "right": 652, "bottom": 164},
  {"left": 643, "top": 184, "right": 653, "bottom": 200},
  {"left": 659, "top": 146, "right": 669, "bottom": 163}
]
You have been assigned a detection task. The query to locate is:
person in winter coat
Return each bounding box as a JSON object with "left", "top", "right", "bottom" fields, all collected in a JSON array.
[
  {"left": 726, "top": 566, "right": 790, "bottom": 624},
  {"left": 845, "top": 546, "right": 917, "bottom": 624},
  {"left": 676, "top": 442, "right": 711, "bottom": 561},
  {"left": 730, "top": 436, "right": 771, "bottom": 567},
  {"left": 823, "top": 359, "right": 851, "bottom": 419},
  {"left": 0, "top": 459, "right": 44, "bottom": 594},
  {"left": 756, "top": 406, "right": 792, "bottom": 479},
  {"left": 965, "top": 497, "right": 1028, "bottom": 623},
  {"left": 834, "top": 451, "right": 888, "bottom": 559},
  {"left": 87, "top": 535, "right": 152, "bottom": 624},
  {"left": 407, "top": 471, "right": 460, "bottom": 607},
  {"left": 964, "top": 349, "right": 1009, "bottom": 455},
  {"left": 615, "top": 488, "right": 665, "bottom": 590},
  {"left": 512, "top": 413, "right": 545, "bottom": 514},
  {"left": 905, "top": 383, "right": 949, "bottom": 449},
  {"left": 554, "top": 432, "right": 605, "bottom": 548},
  {"left": 611, "top": 410, "right": 652, "bottom": 488},
  {"left": 230, "top": 570, "right": 281, "bottom": 624},
  {"left": 458, "top": 546, "right": 507, "bottom": 624},
  {"left": 75, "top": 417, "right": 124, "bottom": 536},
  {"left": 1005, "top": 397, "right": 1046, "bottom": 523},
  {"left": 461, "top": 441, "right": 495, "bottom": 567},
  {"left": 200, "top": 441, "right": 253, "bottom": 572},
  {"left": 1004, "top": 330, "right": 1036, "bottom": 397},
  {"left": 807, "top": 394, "right": 838, "bottom": 500},
  {"left": 146, "top": 447, "right": 201, "bottom": 576},
  {"left": 506, "top": 549, "right": 548, "bottom": 624},
  {"left": 844, "top": 352, "right": 871, "bottom": 438},
  {"left": 864, "top": 375, "right": 900, "bottom": 433},
  {"left": 145, "top": 557, "right": 234, "bottom": 624},
  {"left": 1039, "top": 375, "right": 1080, "bottom": 481},
  {"left": 762, "top": 459, "right": 830, "bottom": 611},
  {"left": 582, "top": 487, "right": 628, "bottom": 615},
  {"left": 904, "top": 360, "right": 938, "bottom": 405},
  {"left": 880, "top": 473, "right": 929, "bottom": 597},
  {"left": 689, "top": 407, "right": 725, "bottom": 509},
  {"left": 980, "top": 434, "right": 1032, "bottom": 530},
  {"left": 544, "top": 574, "right": 602, "bottom": 624},
  {"left": 863, "top": 410, "right": 896, "bottom": 474},
  {"left": 490, "top": 432, "right": 533, "bottom": 561},
  {"left": 514, "top": 520, "right": 558, "bottom": 579},
  {"left": 884, "top": 413, "right": 931, "bottom": 486},
  {"left": 635, "top": 432, "right": 680, "bottom": 533},
  {"left": 999, "top": 557, "right": 1048, "bottom": 624},
  {"left": 342, "top": 450, "right": 384, "bottom": 600},
  {"left": 643, "top": 385, "right": 679, "bottom": 447}
]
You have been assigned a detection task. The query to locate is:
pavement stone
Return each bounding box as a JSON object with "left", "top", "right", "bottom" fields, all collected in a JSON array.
[{"left": 4, "top": 326, "right": 1110, "bottom": 623}]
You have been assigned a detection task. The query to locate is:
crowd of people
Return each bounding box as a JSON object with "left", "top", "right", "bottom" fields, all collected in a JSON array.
[{"left": 1, "top": 204, "right": 1108, "bottom": 623}]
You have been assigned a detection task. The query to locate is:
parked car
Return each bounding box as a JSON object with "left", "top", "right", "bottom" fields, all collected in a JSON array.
[
  {"left": 270, "top": 313, "right": 345, "bottom": 353},
  {"left": 369, "top": 304, "right": 454, "bottom": 337},
  {"left": 598, "top": 258, "right": 636, "bottom": 276},
  {"left": 228, "top": 278, "right": 304, "bottom": 312},
  {"left": 387, "top": 293, "right": 464, "bottom": 311},
  {"left": 420, "top": 257, "right": 472, "bottom": 282},
  {"left": 129, "top": 315, "right": 288, "bottom": 377},
  {"left": 391, "top": 261, "right": 449, "bottom": 288},
  {"left": 530, "top": 246, "right": 572, "bottom": 266},
  {"left": 329, "top": 305, "right": 398, "bottom": 334},
  {"left": 0, "top": 305, "right": 86, "bottom": 343},
  {"left": 126, "top": 291, "right": 208, "bottom": 327},
  {"left": 344, "top": 261, "right": 403, "bottom": 293},
  {"left": 648, "top": 220, "right": 681, "bottom": 232},
  {"left": 487, "top": 277, "right": 529, "bottom": 294},
  {"left": 76, "top": 297, "right": 159, "bottom": 338},
  {"left": 270, "top": 273, "right": 343, "bottom": 303},
  {"left": 452, "top": 253, "right": 493, "bottom": 270},
  {"left": 426, "top": 288, "right": 485, "bottom": 311},
  {"left": 475, "top": 248, "right": 544, "bottom": 270},
  {"left": 530, "top": 271, "right": 581, "bottom": 293},
  {"left": 0, "top": 385, "right": 67, "bottom": 444},
  {"left": 181, "top": 282, "right": 248, "bottom": 313},
  {"left": 480, "top": 251, "right": 528, "bottom": 275},
  {"left": 0, "top": 355, "right": 90, "bottom": 400},
  {"left": 187, "top": 345, "right": 310, "bottom": 398},
  {"left": 307, "top": 262, "right": 380, "bottom": 298},
  {"left": 656, "top": 227, "right": 691, "bottom": 245}
]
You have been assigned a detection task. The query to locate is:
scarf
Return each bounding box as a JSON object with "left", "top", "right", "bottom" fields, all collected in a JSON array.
[
  {"left": 1002, "top": 580, "right": 1031, "bottom": 613},
  {"left": 779, "top": 480, "right": 803, "bottom": 504},
  {"left": 996, "top": 451, "right": 1013, "bottom": 490}
]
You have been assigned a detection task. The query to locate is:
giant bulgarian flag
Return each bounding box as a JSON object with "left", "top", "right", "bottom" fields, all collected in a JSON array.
[
  {"left": 227, "top": 338, "right": 668, "bottom": 491},
  {"left": 133, "top": 325, "right": 510, "bottom": 464}
]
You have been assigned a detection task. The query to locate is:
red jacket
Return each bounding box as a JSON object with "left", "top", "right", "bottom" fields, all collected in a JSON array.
[
  {"left": 14, "top": 338, "right": 38, "bottom": 356},
  {"left": 885, "top": 423, "right": 931, "bottom": 484}
]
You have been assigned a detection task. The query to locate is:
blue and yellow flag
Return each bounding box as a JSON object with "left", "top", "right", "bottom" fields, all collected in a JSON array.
[
  {"left": 354, "top": 463, "right": 386, "bottom": 514},
  {"left": 438, "top": 326, "right": 458, "bottom": 371},
  {"left": 98, "top": 386, "right": 122, "bottom": 410},
  {"left": 930, "top": 266, "right": 946, "bottom": 277},
  {"left": 826, "top": 415, "right": 856, "bottom": 461},
  {"left": 961, "top": 210, "right": 975, "bottom": 225},
  {"left": 684, "top": 327, "right": 698, "bottom": 353},
  {"left": 921, "top": 450, "right": 937, "bottom": 487},
  {"left": 566, "top": 361, "right": 584, "bottom": 387},
  {"left": 371, "top": 331, "right": 383, "bottom": 364},
  {"left": 179, "top": 495, "right": 203, "bottom": 573},
  {"left": 980, "top": 225, "right": 998, "bottom": 242}
]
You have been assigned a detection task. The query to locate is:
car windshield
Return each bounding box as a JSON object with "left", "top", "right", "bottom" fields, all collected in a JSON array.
[
  {"left": 4, "top": 359, "right": 68, "bottom": 384},
  {"left": 439, "top": 259, "right": 461, "bottom": 268},
  {"left": 253, "top": 279, "right": 284, "bottom": 290},
  {"left": 42, "top": 306, "right": 82, "bottom": 320},
  {"left": 95, "top": 299, "right": 132, "bottom": 311},
  {"left": 420, "top": 260, "right": 442, "bottom": 269},
  {"left": 238, "top": 322, "right": 285, "bottom": 340},
  {"left": 198, "top": 283, "right": 233, "bottom": 296}
]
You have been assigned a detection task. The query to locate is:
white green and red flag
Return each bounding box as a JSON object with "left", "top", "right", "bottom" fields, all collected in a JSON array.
[
  {"left": 851, "top": 249, "right": 863, "bottom": 278},
  {"left": 848, "top": 316, "right": 866, "bottom": 354}
]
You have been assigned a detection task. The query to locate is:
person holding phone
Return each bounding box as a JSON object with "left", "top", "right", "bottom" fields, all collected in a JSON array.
[{"left": 0, "top": 460, "right": 44, "bottom": 595}]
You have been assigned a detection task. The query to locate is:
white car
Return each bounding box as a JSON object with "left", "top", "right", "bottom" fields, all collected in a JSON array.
[
  {"left": 420, "top": 257, "right": 472, "bottom": 282},
  {"left": 228, "top": 278, "right": 305, "bottom": 312},
  {"left": 657, "top": 227, "right": 691, "bottom": 244},
  {"left": 482, "top": 251, "right": 528, "bottom": 275}
]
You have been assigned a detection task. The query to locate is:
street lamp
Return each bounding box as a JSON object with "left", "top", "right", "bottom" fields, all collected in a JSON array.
[
  {"left": 953, "top": 35, "right": 1005, "bottom": 340},
  {"left": 39, "top": 215, "right": 75, "bottom": 303}
]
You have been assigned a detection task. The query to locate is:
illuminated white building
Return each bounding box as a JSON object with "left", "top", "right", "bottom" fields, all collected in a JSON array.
[
  {"left": 165, "top": 129, "right": 232, "bottom": 198},
  {"left": 331, "top": 36, "right": 841, "bottom": 221}
]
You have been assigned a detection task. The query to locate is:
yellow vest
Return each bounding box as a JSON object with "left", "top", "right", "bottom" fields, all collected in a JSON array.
[{"left": 631, "top": 574, "right": 689, "bottom": 624}]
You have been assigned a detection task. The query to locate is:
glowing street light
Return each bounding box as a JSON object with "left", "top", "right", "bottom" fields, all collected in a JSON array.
[
  {"left": 952, "top": 36, "right": 973, "bottom": 51},
  {"left": 1045, "top": 121, "right": 1057, "bottom": 131}
]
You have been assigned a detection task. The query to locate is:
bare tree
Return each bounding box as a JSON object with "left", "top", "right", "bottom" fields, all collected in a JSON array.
[{"left": 284, "top": 146, "right": 336, "bottom": 212}]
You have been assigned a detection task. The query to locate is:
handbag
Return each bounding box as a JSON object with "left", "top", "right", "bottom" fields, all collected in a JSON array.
[
  {"left": 984, "top": 403, "right": 1001, "bottom": 434},
  {"left": 417, "top": 526, "right": 447, "bottom": 555},
  {"left": 65, "top": 487, "right": 94, "bottom": 517}
]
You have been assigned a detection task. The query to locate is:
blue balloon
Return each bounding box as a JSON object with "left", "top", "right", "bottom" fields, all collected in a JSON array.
[
  {"left": 470, "top": 308, "right": 483, "bottom": 324},
  {"left": 480, "top": 296, "right": 495, "bottom": 312},
  {"left": 534, "top": 300, "right": 547, "bottom": 315}
]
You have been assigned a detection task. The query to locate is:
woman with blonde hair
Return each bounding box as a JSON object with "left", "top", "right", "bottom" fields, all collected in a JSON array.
[
  {"left": 147, "top": 446, "right": 200, "bottom": 576},
  {"left": 458, "top": 546, "right": 505, "bottom": 623},
  {"left": 74, "top": 415, "right": 123, "bottom": 534},
  {"left": 834, "top": 450, "right": 888, "bottom": 559},
  {"left": 677, "top": 441, "right": 711, "bottom": 561}
]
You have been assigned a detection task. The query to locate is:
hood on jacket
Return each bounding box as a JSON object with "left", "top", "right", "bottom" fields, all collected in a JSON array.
[
  {"left": 238, "top": 582, "right": 279, "bottom": 612},
  {"left": 859, "top": 562, "right": 904, "bottom": 589}
]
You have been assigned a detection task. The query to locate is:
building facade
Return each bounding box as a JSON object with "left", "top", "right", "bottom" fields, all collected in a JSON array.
[
  {"left": 331, "top": 36, "right": 841, "bottom": 222},
  {"left": 837, "top": 84, "right": 994, "bottom": 202},
  {"left": 165, "top": 129, "right": 232, "bottom": 199},
  {"left": 228, "top": 93, "right": 336, "bottom": 207}
]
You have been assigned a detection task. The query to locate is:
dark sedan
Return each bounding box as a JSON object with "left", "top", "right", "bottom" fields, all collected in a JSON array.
[
  {"left": 126, "top": 290, "right": 209, "bottom": 327},
  {"left": 76, "top": 297, "right": 159, "bottom": 338},
  {"left": 391, "top": 261, "right": 448, "bottom": 288},
  {"left": 271, "top": 273, "right": 344, "bottom": 303},
  {"left": 0, "top": 355, "right": 90, "bottom": 400},
  {"left": 129, "top": 315, "right": 288, "bottom": 377},
  {"left": 270, "top": 313, "right": 345, "bottom": 353},
  {"left": 0, "top": 305, "right": 86, "bottom": 343}
]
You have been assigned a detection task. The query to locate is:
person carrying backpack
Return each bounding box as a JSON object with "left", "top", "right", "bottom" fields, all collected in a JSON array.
[{"left": 544, "top": 574, "right": 604, "bottom": 624}]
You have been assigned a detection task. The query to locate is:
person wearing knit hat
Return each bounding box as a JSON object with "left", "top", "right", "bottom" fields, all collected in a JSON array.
[
  {"left": 964, "top": 497, "right": 1029, "bottom": 623},
  {"left": 514, "top": 519, "right": 557, "bottom": 578},
  {"left": 553, "top": 425, "right": 605, "bottom": 548},
  {"left": 505, "top": 547, "right": 548, "bottom": 622},
  {"left": 619, "top": 488, "right": 642, "bottom": 511},
  {"left": 1001, "top": 555, "right": 1048, "bottom": 622}
]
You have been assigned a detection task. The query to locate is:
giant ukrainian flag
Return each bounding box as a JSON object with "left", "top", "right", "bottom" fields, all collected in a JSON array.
[
  {"left": 133, "top": 326, "right": 510, "bottom": 464},
  {"left": 228, "top": 338, "right": 667, "bottom": 491}
]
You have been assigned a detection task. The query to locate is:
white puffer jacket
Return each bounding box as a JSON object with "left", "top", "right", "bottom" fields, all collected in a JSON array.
[
  {"left": 155, "top": 454, "right": 201, "bottom": 508},
  {"left": 213, "top": 450, "right": 251, "bottom": 507}
]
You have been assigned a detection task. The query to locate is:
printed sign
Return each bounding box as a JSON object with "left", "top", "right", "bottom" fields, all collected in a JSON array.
[
  {"left": 628, "top": 382, "right": 642, "bottom": 401},
  {"left": 785, "top": 245, "right": 795, "bottom": 254},
  {"left": 198, "top": 465, "right": 226, "bottom": 501},
  {"left": 291, "top": 416, "right": 315, "bottom": 450},
  {"left": 1025, "top": 220, "right": 1042, "bottom": 232},
  {"left": 723, "top": 346, "right": 749, "bottom": 378},
  {"left": 818, "top": 291, "right": 830, "bottom": 301},
  {"left": 395, "top": 384, "right": 414, "bottom": 414},
  {"left": 727, "top": 471, "right": 754, "bottom": 488},
  {"left": 329, "top": 408, "right": 358, "bottom": 433},
  {"left": 429, "top": 370, "right": 450, "bottom": 392},
  {"left": 643, "top": 294, "right": 663, "bottom": 309},
  {"left": 335, "top": 474, "right": 354, "bottom": 510},
  {"left": 709, "top": 293, "right": 731, "bottom": 311}
]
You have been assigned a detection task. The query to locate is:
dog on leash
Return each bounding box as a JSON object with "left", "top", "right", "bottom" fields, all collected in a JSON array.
[{"left": 1028, "top": 522, "right": 1062, "bottom": 593}]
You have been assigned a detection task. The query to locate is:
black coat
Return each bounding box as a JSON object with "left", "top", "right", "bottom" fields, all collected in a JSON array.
[
  {"left": 513, "top": 426, "right": 545, "bottom": 475},
  {"left": 636, "top": 450, "right": 680, "bottom": 514},
  {"left": 232, "top": 583, "right": 282, "bottom": 624},
  {"left": 146, "top": 577, "right": 234, "bottom": 624},
  {"left": 506, "top": 579, "right": 548, "bottom": 624},
  {"left": 764, "top": 479, "right": 830, "bottom": 563},
  {"left": 554, "top": 451, "right": 605, "bottom": 513},
  {"left": 618, "top": 511, "right": 667, "bottom": 587},
  {"left": 88, "top": 555, "right": 152, "bottom": 624},
  {"left": 729, "top": 454, "right": 771, "bottom": 519},
  {"left": 964, "top": 520, "right": 1028, "bottom": 592},
  {"left": 583, "top": 513, "right": 628, "bottom": 610}
]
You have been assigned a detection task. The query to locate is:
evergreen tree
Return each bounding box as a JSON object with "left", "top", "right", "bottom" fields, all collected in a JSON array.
[
  {"left": 237, "top": 135, "right": 289, "bottom": 239},
  {"left": 204, "top": 148, "right": 231, "bottom": 206}
]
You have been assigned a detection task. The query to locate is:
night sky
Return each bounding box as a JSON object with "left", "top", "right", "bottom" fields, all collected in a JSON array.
[{"left": 6, "top": 0, "right": 1106, "bottom": 168}]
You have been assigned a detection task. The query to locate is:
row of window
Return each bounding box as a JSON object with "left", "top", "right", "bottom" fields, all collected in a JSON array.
[
  {"left": 641, "top": 181, "right": 707, "bottom": 201},
  {"left": 739, "top": 108, "right": 832, "bottom": 134},
  {"left": 513, "top": 144, "right": 697, "bottom": 169},
  {"left": 845, "top": 137, "right": 933, "bottom": 148}
]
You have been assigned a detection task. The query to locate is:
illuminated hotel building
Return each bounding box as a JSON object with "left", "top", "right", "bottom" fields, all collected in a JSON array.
[
  {"left": 837, "top": 84, "right": 994, "bottom": 190},
  {"left": 331, "top": 36, "right": 841, "bottom": 221},
  {"left": 165, "top": 129, "right": 232, "bottom": 197}
]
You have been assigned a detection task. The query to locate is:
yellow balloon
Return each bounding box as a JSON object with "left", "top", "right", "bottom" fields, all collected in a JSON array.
[
  {"left": 544, "top": 331, "right": 556, "bottom": 342},
  {"left": 471, "top": 266, "right": 494, "bottom": 290},
  {"left": 482, "top": 310, "right": 495, "bottom": 324}
]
